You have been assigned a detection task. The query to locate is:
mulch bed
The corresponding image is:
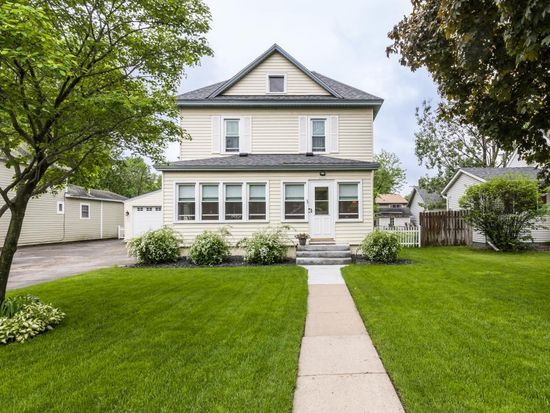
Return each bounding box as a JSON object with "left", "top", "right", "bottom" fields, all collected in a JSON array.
[
  {"left": 128, "top": 256, "right": 297, "bottom": 268},
  {"left": 352, "top": 256, "right": 414, "bottom": 265}
]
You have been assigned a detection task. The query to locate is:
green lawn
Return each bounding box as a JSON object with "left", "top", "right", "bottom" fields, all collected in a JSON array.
[
  {"left": 343, "top": 247, "right": 550, "bottom": 413},
  {"left": 0, "top": 266, "right": 307, "bottom": 412}
]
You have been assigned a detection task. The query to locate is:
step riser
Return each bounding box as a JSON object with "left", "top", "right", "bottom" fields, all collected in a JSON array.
[
  {"left": 296, "top": 258, "right": 352, "bottom": 265},
  {"left": 296, "top": 251, "right": 351, "bottom": 258},
  {"left": 298, "top": 245, "right": 349, "bottom": 251}
]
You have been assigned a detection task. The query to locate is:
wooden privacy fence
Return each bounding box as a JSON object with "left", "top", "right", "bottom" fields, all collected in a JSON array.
[
  {"left": 419, "top": 210, "right": 472, "bottom": 246},
  {"left": 376, "top": 226, "right": 421, "bottom": 247}
]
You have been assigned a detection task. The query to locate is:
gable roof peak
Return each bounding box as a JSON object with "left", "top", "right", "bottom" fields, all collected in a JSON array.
[{"left": 207, "top": 43, "right": 342, "bottom": 98}]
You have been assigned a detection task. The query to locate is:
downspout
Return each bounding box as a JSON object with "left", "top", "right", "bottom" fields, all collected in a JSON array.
[{"left": 100, "top": 201, "right": 104, "bottom": 239}]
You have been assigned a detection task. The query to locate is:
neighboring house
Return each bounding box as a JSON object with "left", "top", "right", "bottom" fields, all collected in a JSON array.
[
  {"left": 441, "top": 166, "right": 550, "bottom": 244},
  {"left": 124, "top": 190, "right": 163, "bottom": 239},
  {"left": 0, "top": 162, "right": 127, "bottom": 247},
  {"left": 407, "top": 186, "right": 444, "bottom": 224},
  {"left": 152, "top": 44, "right": 383, "bottom": 251},
  {"left": 374, "top": 193, "right": 413, "bottom": 227}
]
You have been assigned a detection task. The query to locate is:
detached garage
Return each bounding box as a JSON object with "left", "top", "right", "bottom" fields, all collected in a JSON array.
[{"left": 123, "top": 190, "right": 163, "bottom": 240}]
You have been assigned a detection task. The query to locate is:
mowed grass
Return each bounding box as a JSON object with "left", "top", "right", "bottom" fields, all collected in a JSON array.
[
  {"left": 0, "top": 266, "right": 308, "bottom": 412},
  {"left": 343, "top": 247, "right": 550, "bottom": 413}
]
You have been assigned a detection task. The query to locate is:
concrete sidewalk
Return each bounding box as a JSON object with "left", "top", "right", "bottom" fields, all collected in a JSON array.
[{"left": 293, "top": 265, "right": 404, "bottom": 413}]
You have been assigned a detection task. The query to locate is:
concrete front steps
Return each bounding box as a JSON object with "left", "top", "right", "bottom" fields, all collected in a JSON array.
[{"left": 296, "top": 243, "right": 351, "bottom": 265}]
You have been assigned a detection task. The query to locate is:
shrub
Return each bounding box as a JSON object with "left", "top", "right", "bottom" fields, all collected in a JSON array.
[
  {"left": 237, "top": 226, "right": 290, "bottom": 265},
  {"left": 188, "top": 230, "right": 231, "bottom": 265},
  {"left": 0, "top": 295, "right": 65, "bottom": 344},
  {"left": 459, "top": 176, "right": 548, "bottom": 251},
  {"left": 360, "top": 230, "right": 401, "bottom": 263},
  {"left": 128, "top": 227, "right": 182, "bottom": 264}
]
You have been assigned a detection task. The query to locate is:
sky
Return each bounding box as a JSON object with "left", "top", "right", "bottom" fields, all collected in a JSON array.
[{"left": 170, "top": 0, "right": 440, "bottom": 193}]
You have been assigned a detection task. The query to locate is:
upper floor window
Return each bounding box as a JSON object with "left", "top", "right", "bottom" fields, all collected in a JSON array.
[
  {"left": 311, "top": 119, "right": 326, "bottom": 152},
  {"left": 224, "top": 119, "right": 239, "bottom": 152},
  {"left": 267, "top": 74, "right": 286, "bottom": 93}
]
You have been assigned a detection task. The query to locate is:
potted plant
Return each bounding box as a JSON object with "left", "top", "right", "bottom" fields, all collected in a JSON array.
[{"left": 295, "top": 233, "right": 310, "bottom": 246}]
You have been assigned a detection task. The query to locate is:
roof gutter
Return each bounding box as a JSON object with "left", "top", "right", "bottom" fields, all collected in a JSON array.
[
  {"left": 64, "top": 194, "right": 126, "bottom": 203},
  {"left": 156, "top": 164, "right": 379, "bottom": 172}
]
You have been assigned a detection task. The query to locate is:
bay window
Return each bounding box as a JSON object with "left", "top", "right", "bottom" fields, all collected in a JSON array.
[
  {"left": 284, "top": 183, "right": 305, "bottom": 220},
  {"left": 248, "top": 184, "right": 266, "bottom": 220},
  {"left": 201, "top": 184, "right": 219, "bottom": 220},
  {"left": 177, "top": 184, "right": 196, "bottom": 220},
  {"left": 338, "top": 183, "right": 359, "bottom": 219},
  {"left": 224, "top": 184, "right": 243, "bottom": 220}
]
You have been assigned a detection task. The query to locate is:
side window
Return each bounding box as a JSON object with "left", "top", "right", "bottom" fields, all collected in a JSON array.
[
  {"left": 311, "top": 119, "right": 326, "bottom": 152},
  {"left": 224, "top": 119, "right": 239, "bottom": 153},
  {"left": 338, "top": 183, "right": 359, "bottom": 219},
  {"left": 177, "top": 184, "right": 195, "bottom": 221},
  {"left": 80, "top": 204, "right": 90, "bottom": 219},
  {"left": 248, "top": 184, "right": 266, "bottom": 220},
  {"left": 284, "top": 184, "right": 306, "bottom": 220},
  {"left": 57, "top": 201, "right": 64, "bottom": 215}
]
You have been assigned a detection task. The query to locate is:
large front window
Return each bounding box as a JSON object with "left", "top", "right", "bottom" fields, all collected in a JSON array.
[
  {"left": 224, "top": 184, "right": 242, "bottom": 220},
  {"left": 224, "top": 119, "right": 239, "bottom": 152},
  {"left": 338, "top": 183, "right": 359, "bottom": 219},
  {"left": 284, "top": 183, "right": 306, "bottom": 220},
  {"left": 311, "top": 119, "right": 326, "bottom": 152},
  {"left": 248, "top": 184, "right": 266, "bottom": 220},
  {"left": 178, "top": 184, "right": 196, "bottom": 220},
  {"left": 201, "top": 184, "right": 219, "bottom": 220}
]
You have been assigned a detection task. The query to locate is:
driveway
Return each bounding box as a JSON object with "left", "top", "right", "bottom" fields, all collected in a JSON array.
[{"left": 7, "top": 239, "right": 135, "bottom": 290}]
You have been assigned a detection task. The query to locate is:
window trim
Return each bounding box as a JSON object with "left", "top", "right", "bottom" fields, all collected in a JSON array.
[
  {"left": 56, "top": 201, "right": 65, "bottom": 215},
  {"left": 310, "top": 117, "right": 327, "bottom": 153},
  {"left": 281, "top": 181, "right": 308, "bottom": 223},
  {"left": 176, "top": 183, "right": 197, "bottom": 221},
  {"left": 80, "top": 203, "right": 90, "bottom": 219},
  {"left": 224, "top": 183, "right": 244, "bottom": 221},
  {"left": 266, "top": 73, "right": 287, "bottom": 94},
  {"left": 222, "top": 117, "right": 241, "bottom": 154},
  {"left": 335, "top": 180, "right": 363, "bottom": 222},
  {"left": 173, "top": 181, "right": 269, "bottom": 224}
]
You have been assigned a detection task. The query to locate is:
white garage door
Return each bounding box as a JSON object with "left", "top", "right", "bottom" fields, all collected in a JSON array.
[{"left": 133, "top": 206, "right": 163, "bottom": 237}]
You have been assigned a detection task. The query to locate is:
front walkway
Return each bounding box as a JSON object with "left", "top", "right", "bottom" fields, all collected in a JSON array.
[{"left": 293, "top": 265, "right": 404, "bottom": 413}]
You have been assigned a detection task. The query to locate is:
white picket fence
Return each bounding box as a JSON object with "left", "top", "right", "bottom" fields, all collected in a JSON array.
[{"left": 376, "top": 226, "right": 421, "bottom": 247}]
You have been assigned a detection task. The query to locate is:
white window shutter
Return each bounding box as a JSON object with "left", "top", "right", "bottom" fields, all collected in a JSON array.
[
  {"left": 328, "top": 116, "right": 339, "bottom": 153},
  {"left": 298, "top": 116, "right": 308, "bottom": 153},
  {"left": 211, "top": 116, "right": 221, "bottom": 153},
  {"left": 240, "top": 117, "right": 252, "bottom": 153}
]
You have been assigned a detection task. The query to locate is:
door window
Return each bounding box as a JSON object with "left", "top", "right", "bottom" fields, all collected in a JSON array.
[{"left": 314, "top": 186, "right": 329, "bottom": 215}]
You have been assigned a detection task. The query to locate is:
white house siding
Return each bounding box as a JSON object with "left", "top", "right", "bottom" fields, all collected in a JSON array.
[
  {"left": 445, "top": 173, "right": 483, "bottom": 210},
  {"left": 409, "top": 191, "right": 423, "bottom": 224},
  {"left": 378, "top": 217, "right": 411, "bottom": 227},
  {"left": 179, "top": 107, "right": 373, "bottom": 162},
  {"left": 162, "top": 170, "right": 374, "bottom": 248},
  {"left": 222, "top": 52, "right": 330, "bottom": 96},
  {"left": 124, "top": 190, "right": 163, "bottom": 240}
]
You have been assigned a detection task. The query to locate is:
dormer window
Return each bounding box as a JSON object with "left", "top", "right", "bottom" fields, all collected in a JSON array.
[{"left": 267, "top": 74, "right": 286, "bottom": 94}]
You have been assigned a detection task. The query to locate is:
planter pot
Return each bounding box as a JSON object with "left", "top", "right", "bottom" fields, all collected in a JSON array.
[{"left": 298, "top": 238, "right": 307, "bottom": 246}]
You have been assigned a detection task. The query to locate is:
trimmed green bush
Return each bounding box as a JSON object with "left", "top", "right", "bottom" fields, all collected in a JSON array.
[
  {"left": 360, "top": 230, "right": 401, "bottom": 263},
  {"left": 128, "top": 227, "right": 182, "bottom": 264},
  {"left": 237, "top": 226, "right": 289, "bottom": 265},
  {"left": 188, "top": 230, "right": 230, "bottom": 265},
  {"left": 0, "top": 295, "right": 65, "bottom": 344}
]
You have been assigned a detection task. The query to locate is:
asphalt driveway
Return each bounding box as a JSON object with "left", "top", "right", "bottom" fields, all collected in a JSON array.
[{"left": 7, "top": 239, "right": 135, "bottom": 290}]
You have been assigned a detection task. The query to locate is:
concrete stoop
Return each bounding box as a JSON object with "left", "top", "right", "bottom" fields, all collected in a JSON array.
[{"left": 296, "top": 244, "right": 351, "bottom": 265}]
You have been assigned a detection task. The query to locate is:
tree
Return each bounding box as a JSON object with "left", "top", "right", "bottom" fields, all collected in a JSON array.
[
  {"left": 459, "top": 176, "right": 548, "bottom": 251},
  {"left": 0, "top": 0, "right": 212, "bottom": 304},
  {"left": 415, "top": 100, "right": 512, "bottom": 193},
  {"left": 71, "top": 156, "right": 161, "bottom": 198},
  {"left": 374, "top": 150, "right": 407, "bottom": 196},
  {"left": 387, "top": 0, "right": 550, "bottom": 173}
]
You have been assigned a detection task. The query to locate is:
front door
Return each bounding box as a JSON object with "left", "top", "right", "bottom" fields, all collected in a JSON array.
[{"left": 309, "top": 181, "right": 335, "bottom": 238}]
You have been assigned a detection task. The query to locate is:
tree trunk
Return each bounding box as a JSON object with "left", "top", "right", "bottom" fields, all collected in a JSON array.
[{"left": 0, "top": 193, "right": 32, "bottom": 305}]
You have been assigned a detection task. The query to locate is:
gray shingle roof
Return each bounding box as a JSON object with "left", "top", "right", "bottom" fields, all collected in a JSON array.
[
  {"left": 412, "top": 186, "right": 443, "bottom": 205},
  {"left": 156, "top": 154, "right": 379, "bottom": 171},
  {"left": 66, "top": 185, "right": 127, "bottom": 202},
  {"left": 462, "top": 167, "right": 539, "bottom": 181}
]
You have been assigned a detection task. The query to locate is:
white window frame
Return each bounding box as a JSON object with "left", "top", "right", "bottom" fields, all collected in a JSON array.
[
  {"left": 308, "top": 116, "right": 328, "bottom": 153},
  {"left": 173, "top": 181, "right": 269, "bottom": 224},
  {"left": 56, "top": 201, "right": 65, "bottom": 215},
  {"left": 80, "top": 203, "right": 90, "bottom": 219},
  {"left": 266, "top": 73, "right": 287, "bottom": 94},
  {"left": 281, "top": 181, "right": 308, "bottom": 223},
  {"left": 222, "top": 117, "right": 241, "bottom": 154},
  {"left": 336, "top": 180, "right": 363, "bottom": 222},
  {"left": 223, "top": 183, "right": 244, "bottom": 221}
]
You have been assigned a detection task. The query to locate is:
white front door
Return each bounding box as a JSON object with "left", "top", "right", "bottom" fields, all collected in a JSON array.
[{"left": 309, "top": 181, "right": 335, "bottom": 238}]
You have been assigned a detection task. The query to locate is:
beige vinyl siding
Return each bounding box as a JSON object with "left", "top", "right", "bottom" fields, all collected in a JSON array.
[
  {"left": 63, "top": 199, "right": 102, "bottom": 241},
  {"left": 163, "top": 170, "right": 373, "bottom": 247},
  {"left": 223, "top": 52, "right": 330, "bottom": 96},
  {"left": 179, "top": 108, "right": 373, "bottom": 161},
  {"left": 101, "top": 201, "right": 124, "bottom": 239}
]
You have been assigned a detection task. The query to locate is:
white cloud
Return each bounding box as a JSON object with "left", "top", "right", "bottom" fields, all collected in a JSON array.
[{"left": 170, "top": 0, "right": 440, "bottom": 193}]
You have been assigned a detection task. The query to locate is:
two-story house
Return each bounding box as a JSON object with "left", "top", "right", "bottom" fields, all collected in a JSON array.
[{"left": 152, "top": 44, "right": 382, "bottom": 252}]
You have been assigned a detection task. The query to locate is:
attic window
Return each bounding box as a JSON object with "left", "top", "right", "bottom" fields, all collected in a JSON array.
[{"left": 267, "top": 74, "right": 286, "bottom": 93}]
